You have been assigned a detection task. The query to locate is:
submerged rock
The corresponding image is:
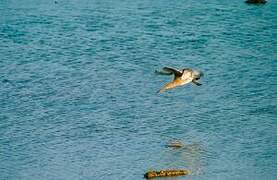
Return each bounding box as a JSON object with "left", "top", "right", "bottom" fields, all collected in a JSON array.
[
  {"left": 167, "top": 142, "right": 183, "bottom": 148},
  {"left": 245, "top": 0, "right": 267, "bottom": 4},
  {"left": 166, "top": 140, "right": 183, "bottom": 148},
  {"left": 144, "top": 169, "right": 190, "bottom": 179}
]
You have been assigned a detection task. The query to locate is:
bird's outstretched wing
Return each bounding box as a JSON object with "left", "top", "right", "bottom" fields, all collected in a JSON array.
[
  {"left": 155, "top": 67, "right": 182, "bottom": 77},
  {"left": 162, "top": 67, "right": 182, "bottom": 75},
  {"left": 162, "top": 67, "right": 182, "bottom": 78},
  {"left": 155, "top": 70, "right": 172, "bottom": 75}
]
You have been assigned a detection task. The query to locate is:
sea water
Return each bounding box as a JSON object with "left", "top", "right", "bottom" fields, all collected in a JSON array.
[{"left": 0, "top": 0, "right": 276, "bottom": 179}]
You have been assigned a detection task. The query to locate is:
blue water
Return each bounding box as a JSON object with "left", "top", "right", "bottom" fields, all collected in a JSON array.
[{"left": 1, "top": 0, "right": 276, "bottom": 179}]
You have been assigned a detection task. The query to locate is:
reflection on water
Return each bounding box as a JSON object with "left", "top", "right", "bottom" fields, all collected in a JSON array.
[{"left": 163, "top": 140, "right": 207, "bottom": 176}]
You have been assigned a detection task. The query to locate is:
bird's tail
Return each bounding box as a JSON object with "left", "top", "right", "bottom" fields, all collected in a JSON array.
[
  {"left": 157, "top": 88, "right": 166, "bottom": 93},
  {"left": 157, "top": 82, "right": 176, "bottom": 93}
]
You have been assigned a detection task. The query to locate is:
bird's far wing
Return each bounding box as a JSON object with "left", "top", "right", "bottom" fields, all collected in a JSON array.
[
  {"left": 162, "top": 67, "right": 182, "bottom": 77},
  {"left": 155, "top": 70, "right": 172, "bottom": 75}
]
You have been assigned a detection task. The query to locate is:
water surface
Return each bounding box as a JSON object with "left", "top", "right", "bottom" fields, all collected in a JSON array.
[{"left": 1, "top": 0, "right": 277, "bottom": 179}]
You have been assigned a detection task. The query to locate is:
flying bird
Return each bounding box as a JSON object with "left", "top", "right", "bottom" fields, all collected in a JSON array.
[{"left": 156, "top": 67, "right": 203, "bottom": 93}]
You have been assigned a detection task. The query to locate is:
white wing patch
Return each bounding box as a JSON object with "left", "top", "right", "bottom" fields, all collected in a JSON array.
[
  {"left": 180, "top": 70, "right": 193, "bottom": 85},
  {"left": 181, "top": 70, "right": 193, "bottom": 80}
]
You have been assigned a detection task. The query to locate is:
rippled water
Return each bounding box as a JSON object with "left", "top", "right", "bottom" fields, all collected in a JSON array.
[{"left": 1, "top": 0, "right": 276, "bottom": 179}]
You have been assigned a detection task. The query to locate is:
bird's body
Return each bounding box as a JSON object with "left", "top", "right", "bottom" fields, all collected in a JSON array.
[{"left": 157, "top": 67, "right": 203, "bottom": 93}]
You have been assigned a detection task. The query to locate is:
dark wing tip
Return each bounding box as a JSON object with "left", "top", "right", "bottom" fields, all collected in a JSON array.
[{"left": 163, "top": 67, "right": 182, "bottom": 77}]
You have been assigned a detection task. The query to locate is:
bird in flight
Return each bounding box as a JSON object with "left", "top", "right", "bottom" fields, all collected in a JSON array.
[{"left": 156, "top": 67, "right": 203, "bottom": 93}]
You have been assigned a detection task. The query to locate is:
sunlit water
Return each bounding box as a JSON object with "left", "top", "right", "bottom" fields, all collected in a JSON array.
[{"left": 1, "top": 0, "right": 276, "bottom": 179}]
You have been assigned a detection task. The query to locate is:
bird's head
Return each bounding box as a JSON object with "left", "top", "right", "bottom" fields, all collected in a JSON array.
[{"left": 194, "top": 70, "right": 204, "bottom": 80}]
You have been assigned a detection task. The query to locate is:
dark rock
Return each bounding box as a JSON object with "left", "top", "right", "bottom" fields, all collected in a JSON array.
[{"left": 245, "top": 0, "right": 267, "bottom": 4}]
